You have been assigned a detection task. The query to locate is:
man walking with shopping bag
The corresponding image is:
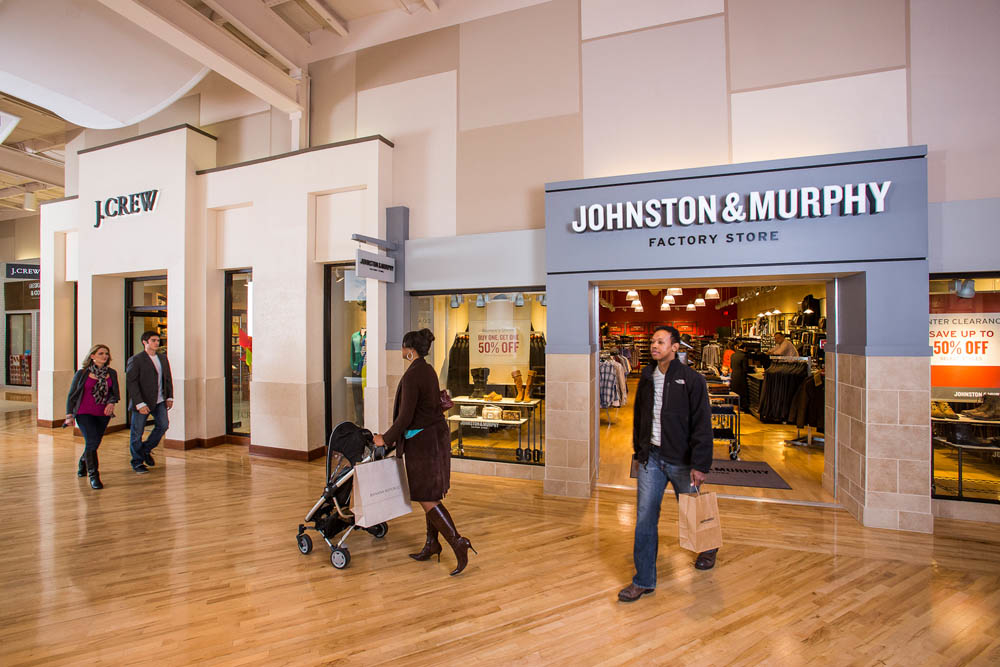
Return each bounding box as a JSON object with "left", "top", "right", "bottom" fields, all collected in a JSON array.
[{"left": 618, "top": 325, "right": 719, "bottom": 603}]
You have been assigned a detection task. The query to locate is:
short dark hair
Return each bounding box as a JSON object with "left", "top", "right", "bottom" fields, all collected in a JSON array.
[
  {"left": 141, "top": 330, "right": 160, "bottom": 343},
  {"left": 653, "top": 325, "right": 681, "bottom": 346},
  {"left": 402, "top": 328, "right": 435, "bottom": 357}
]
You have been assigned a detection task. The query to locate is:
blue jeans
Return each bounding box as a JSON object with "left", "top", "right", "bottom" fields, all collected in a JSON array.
[
  {"left": 129, "top": 402, "right": 169, "bottom": 468},
  {"left": 632, "top": 448, "right": 715, "bottom": 589}
]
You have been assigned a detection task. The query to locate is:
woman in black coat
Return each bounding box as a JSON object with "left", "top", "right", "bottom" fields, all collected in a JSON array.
[
  {"left": 729, "top": 343, "right": 750, "bottom": 412},
  {"left": 373, "top": 328, "right": 477, "bottom": 575},
  {"left": 64, "top": 344, "right": 120, "bottom": 489}
]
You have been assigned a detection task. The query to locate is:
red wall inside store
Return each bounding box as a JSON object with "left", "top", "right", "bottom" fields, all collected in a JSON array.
[{"left": 599, "top": 289, "right": 737, "bottom": 336}]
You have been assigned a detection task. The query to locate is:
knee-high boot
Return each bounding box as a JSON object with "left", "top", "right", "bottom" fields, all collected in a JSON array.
[
  {"left": 77, "top": 455, "right": 87, "bottom": 477},
  {"left": 85, "top": 450, "right": 103, "bottom": 490},
  {"left": 427, "top": 504, "right": 477, "bottom": 576},
  {"left": 409, "top": 510, "right": 442, "bottom": 561}
]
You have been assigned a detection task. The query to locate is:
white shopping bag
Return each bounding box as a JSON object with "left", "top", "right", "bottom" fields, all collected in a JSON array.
[{"left": 352, "top": 457, "right": 412, "bottom": 528}]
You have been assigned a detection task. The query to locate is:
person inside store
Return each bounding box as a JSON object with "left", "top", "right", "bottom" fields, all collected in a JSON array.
[
  {"left": 729, "top": 342, "right": 750, "bottom": 411},
  {"left": 766, "top": 332, "right": 798, "bottom": 357},
  {"left": 64, "top": 344, "right": 120, "bottom": 490},
  {"left": 618, "top": 325, "right": 717, "bottom": 603},
  {"left": 373, "top": 328, "right": 477, "bottom": 576},
  {"left": 126, "top": 331, "right": 173, "bottom": 474},
  {"left": 722, "top": 341, "right": 736, "bottom": 373}
]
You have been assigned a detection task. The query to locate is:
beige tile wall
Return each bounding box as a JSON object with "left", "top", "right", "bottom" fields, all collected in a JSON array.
[
  {"left": 544, "top": 352, "right": 594, "bottom": 498},
  {"left": 836, "top": 352, "right": 866, "bottom": 522}
]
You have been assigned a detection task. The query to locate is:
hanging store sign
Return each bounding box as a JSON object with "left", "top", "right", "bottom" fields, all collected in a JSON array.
[
  {"left": 929, "top": 313, "right": 1000, "bottom": 400},
  {"left": 5, "top": 263, "right": 40, "bottom": 280},
  {"left": 355, "top": 249, "right": 395, "bottom": 283},
  {"left": 94, "top": 189, "right": 158, "bottom": 228}
]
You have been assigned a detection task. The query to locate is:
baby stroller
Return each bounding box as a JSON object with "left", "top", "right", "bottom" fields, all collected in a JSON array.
[{"left": 295, "top": 421, "right": 392, "bottom": 569}]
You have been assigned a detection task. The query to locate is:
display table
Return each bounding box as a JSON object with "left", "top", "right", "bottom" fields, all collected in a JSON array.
[{"left": 449, "top": 396, "right": 542, "bottom": 462}]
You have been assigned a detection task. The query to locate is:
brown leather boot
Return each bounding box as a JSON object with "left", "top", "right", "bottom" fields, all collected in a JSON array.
[
  {"left": 409, "top": 510, "right": 442, "bottom": 561},
  {"left": 428, "top": 503, "right": 477, "bottom": 576},
  {"left": 522, "top": 370, "right": 537, "bottom": 402},
  {"left": 511, "top": 370, "right": 524, "bottom": 401}
]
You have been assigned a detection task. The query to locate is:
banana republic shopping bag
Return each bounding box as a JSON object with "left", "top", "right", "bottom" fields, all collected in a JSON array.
[
  {"left": 352, "top": 457, "right": 412, "bottom": 528},
  {"left": 677, "top": 489, "right": 723, "bottom": 553}
]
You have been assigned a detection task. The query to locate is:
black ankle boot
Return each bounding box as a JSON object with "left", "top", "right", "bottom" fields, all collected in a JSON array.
[
  {"left": 427, "top": 504, "right": 477, "bottom": 576},
  {"left": 85, "top": 451, "right": 103, "bottom": 490},
  {"left": 409, "top": 511, "right": 442, "bottom": 562},
  {"left": 77, "top": 457, "right": 87, "bottom": 478}
]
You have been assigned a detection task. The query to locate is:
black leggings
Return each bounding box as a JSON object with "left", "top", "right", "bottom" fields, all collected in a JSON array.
[{"left": 76, "top": 414, "right": 111, "bottom": 453}]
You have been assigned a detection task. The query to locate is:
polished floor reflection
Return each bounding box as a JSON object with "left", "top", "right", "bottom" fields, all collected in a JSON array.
[{"left": 2, "top": 411, "right": 999, "bottom": 665}]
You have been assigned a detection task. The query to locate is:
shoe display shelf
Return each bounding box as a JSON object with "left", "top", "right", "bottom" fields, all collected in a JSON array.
[
  {"left": 449, "top": 396, "right": 543, "bottom": 464},
  {"left": 931, "top": 396, "right": 1000, "bottom": 503}
]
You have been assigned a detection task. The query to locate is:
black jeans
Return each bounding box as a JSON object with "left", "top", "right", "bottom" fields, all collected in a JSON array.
[{"left": 76, "top": 414, "right": 111, "bottom": 453}]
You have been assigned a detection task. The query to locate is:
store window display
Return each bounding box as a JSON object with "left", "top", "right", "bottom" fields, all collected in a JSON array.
[
  {"left": 225, "top": 271, "right": 251, "bottom": 436},
  {"left": 328, "top": 267, "right": 368, "bottom": 433},
  {"left": 411, "top": 292, "right": 546, "bottom": 465},
  {"left": 929, "top": 276, "right": 1000, "bottom": 504}
]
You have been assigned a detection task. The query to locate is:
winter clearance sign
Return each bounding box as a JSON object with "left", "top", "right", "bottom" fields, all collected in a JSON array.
[{"left": 930, "top": 313, "right": 1000, "bottom": 400}]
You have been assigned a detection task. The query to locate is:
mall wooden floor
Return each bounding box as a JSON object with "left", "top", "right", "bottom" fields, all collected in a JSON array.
[{"left": 3, "top": 409, "right": 1000, "bottom": 666}]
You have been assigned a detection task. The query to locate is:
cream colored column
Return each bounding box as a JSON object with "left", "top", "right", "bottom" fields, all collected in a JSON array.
[
  {"left": 37, "top": 230, "right": 75, "bottom": 423},
  {"left": 543, "top": 352, "right": 595, "bottom": 498}
]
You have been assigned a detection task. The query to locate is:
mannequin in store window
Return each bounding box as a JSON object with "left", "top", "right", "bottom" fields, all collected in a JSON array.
[
  {"left": 350, "top": 328, "right": 366, "bottom": 423},
  {"left": 373, "top": 328, "right": 478, "bottom": 576}
]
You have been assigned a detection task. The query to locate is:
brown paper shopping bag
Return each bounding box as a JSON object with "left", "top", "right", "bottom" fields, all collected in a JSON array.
[
  {"left": 677, "top": 488, "right": 723, "bottom": 553},
  {"left": 352, "top": 457, "right": 412, "bottom": 528}
]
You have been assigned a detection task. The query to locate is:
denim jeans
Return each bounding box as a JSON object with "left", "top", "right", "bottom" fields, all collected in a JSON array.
[
  {"left": 632, "top": 448, "right": 714, "bottom": 589},
  {"left": 76, "top": 414, "right": 111, "bottom": 453},
  {"left": 129, "top": 402, "right": 169, "bottom": 468}
]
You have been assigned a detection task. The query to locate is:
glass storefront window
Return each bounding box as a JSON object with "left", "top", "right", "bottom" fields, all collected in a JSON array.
[
  {"left": 6, "top": 313, "right": 33, "bottom": 386},
  {"left": 226, "top": 271, "right": 252, "bottom": 436},
  {"left": 930, "top": 276, "right": 1000, "bottom": 503},
  {"left": 326, "top": 266, "right": 368, "bottom": 437},
  {"left": 411, "top": 292, "right": 547, "bottom": 465},
  {"left": 125, "top": 277, "right": 168, "bottom": 357}
]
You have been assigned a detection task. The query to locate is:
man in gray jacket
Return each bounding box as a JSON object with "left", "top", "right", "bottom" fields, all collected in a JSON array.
[{"left": 618, "top": 325, "right": 717, "bottom": 603}]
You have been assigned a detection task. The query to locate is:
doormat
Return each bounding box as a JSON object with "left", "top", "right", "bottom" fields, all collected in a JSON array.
[{"left": 705, "top": 459, "right": 792, "bottom": 490}]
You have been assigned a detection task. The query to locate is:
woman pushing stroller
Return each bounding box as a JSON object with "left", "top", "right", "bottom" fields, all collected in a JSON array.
[{"left": 373, "top": 328, "right": 477, "bottom": 575}]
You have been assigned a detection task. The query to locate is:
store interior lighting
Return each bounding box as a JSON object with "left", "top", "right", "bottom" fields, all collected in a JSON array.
[
  {"left": 662, "top": 294, "right": 675, "bottom": 304},
  {"left": 705, "top": 288, "right": 720, "bottom": 299},
  {"left": 634, "top": 304, "right": 643, "bottom": 312},
  {"left": 539, "top": 294, "right": 547, "bottom": 307},
  {"left": 686, "top": 303, "right": 696, "bottom": 311},
  {"left": 957, "top": 279, "right": 976, "bottom": 299},
  {"left": 631, "top": 299, "right": 642, "bottom": 308},
  {"left": 660, "top": 303, "right": 670, "bottom": 311},
  {"left": 625, "top": 289, "right": 639, "bottom": 300},
  {"left": 694, "top": 297, "right": 706, "bottom": 307},
  {"left": 668, "top": 287, "right": 684, "bottom": 296},
  {"left": 757, "top": 312, "right": 765, "bottom": 317},
  {"left": 23, "top": 192, "right": 37, "bottom": 211},
  {"left": 449, "top": 294, "right": 463, "bottom": 308},
  {"left": 514, "top": 293, "right": 525, "bottom": 306},
  {"left": 475, "top": 294, "right": 486, "bottom": 307},
  {"left": 804, "top": 308, "right": 814, "bottom": 314},
  {"left": 772, "top": 308, "right": 781, "bottom": 314}
]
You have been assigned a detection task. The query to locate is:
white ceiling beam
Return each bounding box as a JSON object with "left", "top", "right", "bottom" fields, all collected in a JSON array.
[
  {"left": 203, "top": 0, "right": 310, "bottom": 69},
  {"left": 97, "top": 0, "right": 303, "bottom": 114},
  {"left": 0, "top": 207, "right": 40, "bottom": 221},
  {"left": 0, "top": 182, "right": 49, "bottom": 199},
  {"left": 423, "top": 0, "right": 439, "bottom": 12},
  {"left": 0, "top": 146, "right": 64, "bottom": 188},
  {"left": 396, "top": 0, "right": 413, "bottom": 14},
  {"left": 301, "top": 0, "right": 348, "bottom": 36},
  {"left": 262, "top": 0, "right": 287, "bottom": 6}
]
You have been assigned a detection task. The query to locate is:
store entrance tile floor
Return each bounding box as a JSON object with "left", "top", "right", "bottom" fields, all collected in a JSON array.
[
  {"left": 598, "top": 378, "right": 835, "bottom": 503},
  {"left": 5, "top": 412, "right": 1000, "bottom": 664}
]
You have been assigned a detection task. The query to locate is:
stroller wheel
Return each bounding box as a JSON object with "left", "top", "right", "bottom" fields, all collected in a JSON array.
[
  {"left": 367, "top": 522, "right": 388, "bottom": 539},
  {"left": 297, "top": 534, "right": 313, "bottom": 555},
  {"left": 330, "top": 547, "right": 351, "bottom": 569}
]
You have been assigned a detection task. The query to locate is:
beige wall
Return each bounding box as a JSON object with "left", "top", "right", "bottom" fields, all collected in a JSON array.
[
  {"left": 304, "top": 0, "right": 997, "bottom": 240},
  {"left": 0, "top": 216, "right": 41, "bottom": 261}
]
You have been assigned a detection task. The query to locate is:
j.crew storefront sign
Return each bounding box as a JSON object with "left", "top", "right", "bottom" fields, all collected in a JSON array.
[{"left": 94, "top": 189, "right": 159, "bottom": 228}]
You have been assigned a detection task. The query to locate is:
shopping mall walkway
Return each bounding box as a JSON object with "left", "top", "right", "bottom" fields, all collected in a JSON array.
[{"left": 2, "top": 410, "right": 999, "bottom": 665}]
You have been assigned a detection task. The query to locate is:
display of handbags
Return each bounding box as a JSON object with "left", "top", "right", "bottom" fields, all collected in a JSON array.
[
  {"left": 460, "top": 405, "right": 478, "bottom": 419},
  {"left": 481, "top": 406, "right": 503, "bottom": 420},
  {"left": 501, "top": 409, "right": 520, "bottom": 421}
]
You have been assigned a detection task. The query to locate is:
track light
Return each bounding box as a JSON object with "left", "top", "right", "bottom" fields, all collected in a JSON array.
[
  {"left": 514, "top": 293, "right": 525, "bottom": 306},
  {"left": 476, "top": 294, "right": 485, "bottom": 307},
  {"left": 957, "top": 279, "right": 976, "bottom": 299},
  {"left": 23, "top": 192, "right": 37, "bottom": 211}
]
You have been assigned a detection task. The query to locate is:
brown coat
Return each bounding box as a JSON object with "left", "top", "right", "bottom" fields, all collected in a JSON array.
[{"left": 384, "top": 356, "right": 450, "bottom": 501}]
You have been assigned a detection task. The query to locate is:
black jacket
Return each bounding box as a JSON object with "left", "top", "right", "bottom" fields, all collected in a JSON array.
[
  {"left": 66, "top": 368, "right": 120, "bottom": 416},
  {"left": 632, "top": 358, "right": 713, "bottom": 473},
  {"left": 126, "top": 352, "right": 173, "bottom": 411}
]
